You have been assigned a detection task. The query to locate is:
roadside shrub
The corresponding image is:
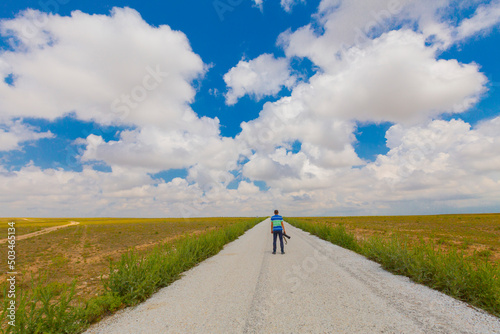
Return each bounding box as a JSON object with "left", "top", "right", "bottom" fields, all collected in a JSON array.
[
  {"left": 286, "top": 218, "right": 361, "bottom": 252},
  {"left": 0, "top": 278, "right": 85, "bottom": 334},
  {"left": 83, "top": 292, "right": 122, "bottom": 324}
]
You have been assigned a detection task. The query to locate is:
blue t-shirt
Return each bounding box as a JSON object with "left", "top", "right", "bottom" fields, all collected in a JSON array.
[{"left": 271, "top": 215, "right": 283, "bottom": 231}]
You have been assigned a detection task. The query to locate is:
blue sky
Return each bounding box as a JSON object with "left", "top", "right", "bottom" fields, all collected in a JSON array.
[{"left": 0, "top": 0, "right": 499, "bottom": 217}]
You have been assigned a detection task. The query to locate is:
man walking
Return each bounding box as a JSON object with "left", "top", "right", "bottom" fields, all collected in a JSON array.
[{"left": 271, "top": 210, "right": 286, "bottom": 254}]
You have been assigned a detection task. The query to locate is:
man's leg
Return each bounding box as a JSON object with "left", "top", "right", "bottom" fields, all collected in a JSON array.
[
  {"left": 278, "top": 231, "right": 284, "bottom": 253},
  {"left": 273, "top": 231, "right": 277, "bottom": 253}
]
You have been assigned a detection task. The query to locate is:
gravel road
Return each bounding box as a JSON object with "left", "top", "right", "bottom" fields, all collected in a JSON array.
[{"left": 85, "top": 219, "right": 500, "bottom": 334}]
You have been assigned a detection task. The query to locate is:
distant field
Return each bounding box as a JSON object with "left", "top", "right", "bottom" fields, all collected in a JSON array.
[
  {"left": 0, "top": 217, "right": 253, "bottom": 300},
  {"left": 0, "top": 218, "right": 77, "bottom": 236},
  {"left": 3, "top": 214, "right": 498, "bottom": 304},
  {"left": 290, "top": 214, "right": 500, "bottom": 263}
]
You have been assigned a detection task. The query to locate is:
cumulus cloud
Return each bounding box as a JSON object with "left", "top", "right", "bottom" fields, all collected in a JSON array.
[
  {"left": 236, "top": 27, "right": 486, "bottom": 195},
  {"left": 232, "top": 0, "right": 497, "bottom": 213},
  {"left": 224, "top": 54, "right": 296, "bottom": 106},
  {"left": 0, "top": 163, "right": 281, "bottom": 217},
  {"left": 241, "top": 117, "right": 500, "bottom": 213},
  {"left": 0, "top": 120, "right": 53, "bottom": 151},
  {"left": 1, "top": 2, "right": 499, "bottom": 217},
  {"left": 81, "top": 119, "right": 240, "bottom": 172},
  {"left": 279, "top": 0, "right": 413, "bottom": 70},
  {"left": 0, "top": 165, "right": 201, "bottom": 217},
  {"left": 237, "top": 96, "right": 363, "bottom": 177},
  {"left": 280, "top": 0, "right": 500, "bottom": 70},
  {"left": 365, "top": 118, "right": 500, "bottom": 204},
  {"left": 302, "top": 30, "right": 487, "bottom": 123},
  {"left": 2, "top": 115, "right": 500, "bottom": 217},
  {"left": 0, "top": 7, "right": 205, "bottom": 129},
  {"left": 0, "top": 7, "right": 243, "bottom": 204},
  {"left": 0, "top": 7, "right": 251, "bottom": 216}
]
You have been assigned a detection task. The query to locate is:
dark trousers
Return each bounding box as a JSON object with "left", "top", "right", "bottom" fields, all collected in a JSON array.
[{"left": 273, "top": 230, "right": 284, "bottom": 253}]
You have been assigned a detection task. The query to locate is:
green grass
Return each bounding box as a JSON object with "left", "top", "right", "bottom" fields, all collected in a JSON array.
[
  {"left": 289, "top": 214, "right": 500, "bottom": 263},
  {"left": 286, "top": 217, "right": 500, "bottom": 318},
  {"left": 0, "top": 217, "right": 265, "bottom": 334},
  {"left": 1, "top": 280, "right": 85, "bottom": 334},
  {"left": 0, "top": 217, "right": 253, "bottom": 302},
  {"left": 287, "top": 218, "right": 361, "bottom": 253},
  {"left": 0, "top": 219, "right": 73, "bottom": 236},
  {"left": 104, "top": 217, "right": 263, "bottom": 306}
]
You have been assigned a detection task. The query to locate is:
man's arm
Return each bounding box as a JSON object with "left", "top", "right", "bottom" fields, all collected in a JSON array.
[
  {"left": 271, "top": 220, "right": 273, "bottom": 234},
  {"left": 281, "top": 221, "right": 286, "bottom": 234}
]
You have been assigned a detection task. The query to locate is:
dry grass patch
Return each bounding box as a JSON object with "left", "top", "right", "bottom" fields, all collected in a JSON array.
[
  {"left": 0, "top": 217, "right": 251, "bottom": 301},
  {"left": 291, "top": 214, "right": 500, "bottom": 264}
]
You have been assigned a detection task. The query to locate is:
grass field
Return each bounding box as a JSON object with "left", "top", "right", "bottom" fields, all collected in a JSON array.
[
  {"left": 2, "top": 214, "right": 498, "bottom": 331},
  {"left": 1, "top": 217, "right": 265, "bottom": 333},
  {"left": 289, "top": 214, "right": 500, "bottom": 263},
  {"left": 0, "top": 218, "right": 78, "bottom": 236},
  {"left": 287, "top": 214, "right": 500, "bottom": 317},
  {"left": 0, "top": 217, "right": 255, "bottom": 301}
]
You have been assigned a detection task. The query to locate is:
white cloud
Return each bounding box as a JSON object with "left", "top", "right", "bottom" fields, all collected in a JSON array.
[
  {"left": 252, "top": 0, "right": 264, "bottom": 10},
  {"left": 281, "top": 0, "right": 305, "bottom": 12},
  {"left": 231, "top": 0, "right": 498, "bottom": 214},
  {"left": 279, "top": 0, "right": 416, "bottom": 70},
  {"left": 81, "top": 119, "right": 235, "bottom": 170},
  {"left": 240, "top": 117, "right": 500, "bottom": 214},
  {"left": 0, "top": 120, "right": 53, "bottom": 151},
  {"left": 224, "top": 54, "right": 296, "bottom": 105},
  {"left": 237, "top": 181, "right": 260, "bottom": 195},
  {"left": 2, "top": 115, "right": 500, "bottom": 217},
  {"left": 279, "top": 0, "right": 500, "bottom": 70},
  {"left": 0, "top": 165, "right": 201, "bottom": 217},
  {"left": 0, "top": 7, "right": 205, "bottom": 129},
  {"left": 242, "top": 150, "right": 304, "bottom": 182},
  {"left": 236, "top": 28, "right": 486, "bottom": 193},
  {"left": 0, "top": 163, "right": 280, "bottom": 217},
  {"left": 301, "top": 30, "right": 487, "bottom": 124},
  {"left": 366, "top": 118, "right": 500, "bottom": 203},
  {"left": 250, "top": 0, "right": 305, "bottom": 13},
  {"left": 457, "top": 0, "right": 500, "bottom": 40},
  {"left": 1, "top": 3, "right": 500, "bottom": 217},
  {"left": 0, "top": 7, "right": 246, "bottom": 213}
]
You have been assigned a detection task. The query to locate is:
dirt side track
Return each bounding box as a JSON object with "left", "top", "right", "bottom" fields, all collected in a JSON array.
[{"left": 0, "top": 221, "right": 79, "bottom": 244}]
